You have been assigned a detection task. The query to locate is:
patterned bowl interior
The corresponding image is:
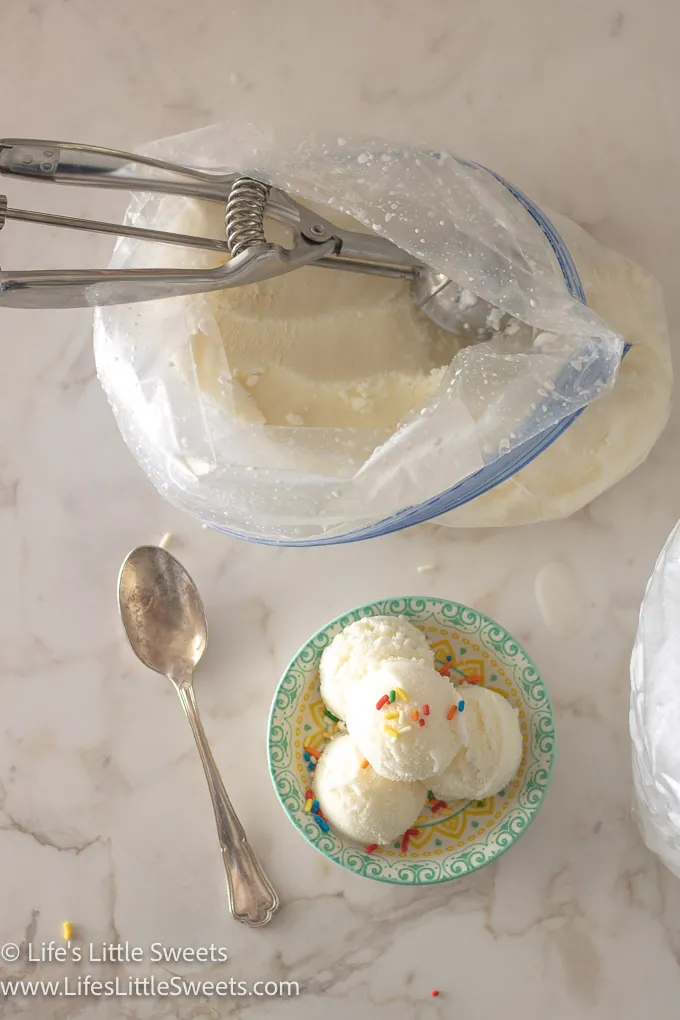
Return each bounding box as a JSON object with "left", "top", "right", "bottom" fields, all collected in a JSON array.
[{"left": 268, "top": 598, "right": 555, "bottom": 884}]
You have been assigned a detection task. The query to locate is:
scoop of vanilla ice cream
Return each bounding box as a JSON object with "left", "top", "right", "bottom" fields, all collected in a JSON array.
[
  {"left": 313, "top": 734, "right": 426, "bottom": 844},
  {"left": 345, "top": 660, "right": 465, "bottom": 781},
  {"left": 319, "top": 615, "right": 433, "bottom": 720},
  {"left": 430, "top": 686, "right": 523, "bottom": 800}
]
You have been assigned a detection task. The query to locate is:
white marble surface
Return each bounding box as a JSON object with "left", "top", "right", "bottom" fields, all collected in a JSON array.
[{"left": 1, "top": 0, "right": 680, "bottom": 1016}]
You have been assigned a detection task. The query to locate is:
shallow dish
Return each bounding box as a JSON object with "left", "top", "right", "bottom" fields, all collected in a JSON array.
[{"left": 268, "top": 597, "right": 554, "bottom": 884}]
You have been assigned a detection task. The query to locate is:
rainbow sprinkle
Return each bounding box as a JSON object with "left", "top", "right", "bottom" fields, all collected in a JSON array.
[
  {"left": 324, "top": 709, "right": 340, "bottom": 723},
  {"left": 384, "top": 710, "right": 399, "bottom": 720},
  {"left": 439, "top": 656, "right": 470, "bottom": 682},
  {"left": 400, "top": 827, "right": 419, "bottom": 853},
  {"left": 447, "top": 705, "right": 458, "bottom": 721},
  {"left": 361, "top": 759, "right": 370, "bottom": 769},
  {"left": 62, "top": 922, "right": 72, "bottom": 941},
  {"left": 427, "top": 791, "right": 448, "bottom": 815},
  {"left": 411, "top": 708, "right": 419, "bottom": 721},
  {"left": 306, "top": 788, "right": 330, "bottom": 832},
  {"left": 384, "top": 725, "right": 399, "bottom": 738},
  {"left": 418, "top": 718, "right": 425, "bottom": 727},
  {"left": 388, "top": 689, "right": 396, "bottom": 703},
  {"left": 394, "top": 687, "right": 408, "bottom": 701},
  {"left": 376, "top": 694, "right": 389, "bottom": 711},
  {"left": 365, "top": 843, "right": 379, "bottom": 853},
  {"left": 422, "top": 704, "right": 430, "bottom": 716},
  {"left": 304, "top": 746, "right": 322, "bottom": 759},
  {"left": 458, "top": 699, "right": 465, "bottom": 712}
]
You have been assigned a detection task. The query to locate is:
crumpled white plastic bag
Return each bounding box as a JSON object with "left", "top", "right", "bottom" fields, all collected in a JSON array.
[
  {"left": 631, "top": 520, "right": 680, "bottom": 879},
  {"left": 94, "top": 121, "right": 623, "bottom": 543}
]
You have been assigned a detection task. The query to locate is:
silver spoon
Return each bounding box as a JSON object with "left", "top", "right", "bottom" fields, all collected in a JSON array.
[{"left": 118, "top": 544, "right": 279, "bottom": 928}]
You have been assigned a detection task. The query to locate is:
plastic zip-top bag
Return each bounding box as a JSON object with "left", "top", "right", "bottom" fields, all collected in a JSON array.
[
  {"left": 94, "top": 122, "right": 624, "bottom": 545},
  {"left": 631, "top": 521, "right": 680, "bottom": 879}
]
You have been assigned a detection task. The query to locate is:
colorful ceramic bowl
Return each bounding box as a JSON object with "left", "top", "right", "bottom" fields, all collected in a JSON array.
[{"left": 268, "top": 597, "right": 554, "bottom": 884}]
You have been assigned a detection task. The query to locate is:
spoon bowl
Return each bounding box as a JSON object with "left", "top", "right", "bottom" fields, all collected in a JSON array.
[{"left": 118, "top": 545, "right": 207, "bottom": 679}]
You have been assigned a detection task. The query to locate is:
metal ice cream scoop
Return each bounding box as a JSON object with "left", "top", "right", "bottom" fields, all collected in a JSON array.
[
  {"left": 0, "top": 138, "right": 505, "bottom": 337},
  {"left": 118, "top": 544, "right": 279, "bottom": 928}
]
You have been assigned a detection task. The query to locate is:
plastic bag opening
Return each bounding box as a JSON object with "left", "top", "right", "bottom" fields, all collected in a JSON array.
[{"left": 94, "top": 122, "right": 623, "bottom": 544}]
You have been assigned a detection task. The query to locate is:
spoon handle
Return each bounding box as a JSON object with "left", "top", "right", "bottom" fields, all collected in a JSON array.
[{"left": 175, "top": 679, "right": 279, "bottom": 927}]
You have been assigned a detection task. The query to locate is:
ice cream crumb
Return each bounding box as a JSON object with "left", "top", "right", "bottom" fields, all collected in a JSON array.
[
  {"left": 486, "top": 307, "right": 503, "bottom": 331},
  {"left": 284, "top": 413, "right": 305, "bottom": 426}
]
